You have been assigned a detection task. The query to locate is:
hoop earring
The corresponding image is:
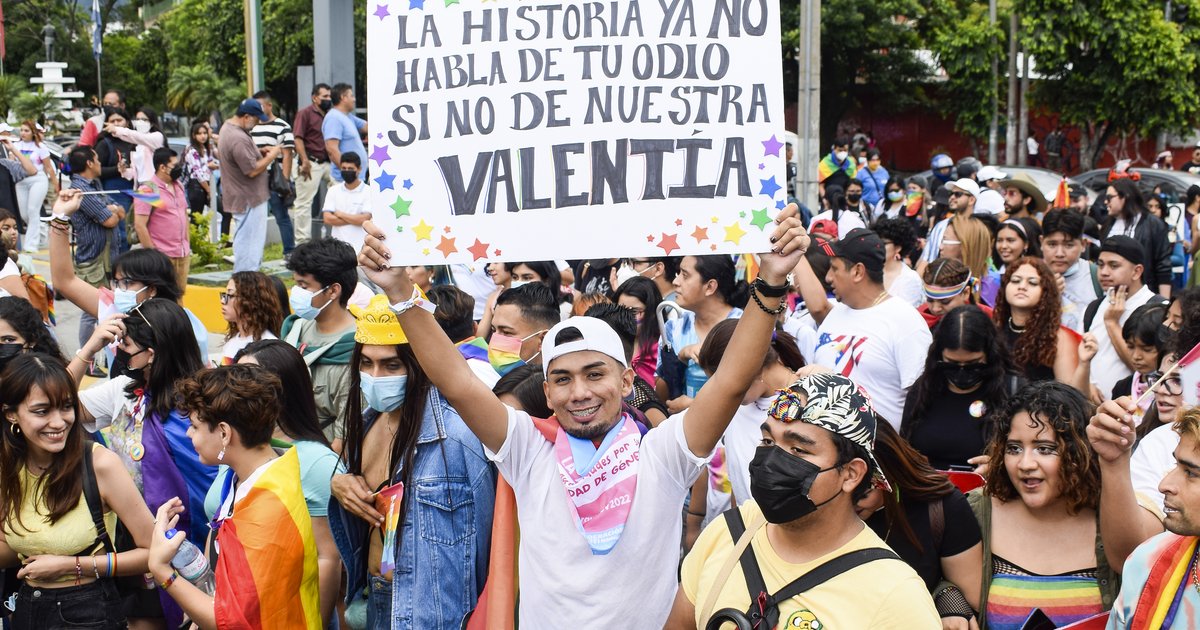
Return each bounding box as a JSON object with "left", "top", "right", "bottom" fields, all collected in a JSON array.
[{"left": 8, "top": 423, "right": 19, "bottom": 436}]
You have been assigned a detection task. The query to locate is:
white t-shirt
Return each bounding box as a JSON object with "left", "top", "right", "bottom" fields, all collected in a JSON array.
[
  {"left": 321, "top": 183, "right": 370, "bottom": 253},
  {"left": 80, "top": 376, "right": 135, "bottom": 432},
  {"left": 450, "top": 264, "right": 496, "bottom": 321},
  {"left": 887, "top": 265, "right": 925, "bottom": 308},
  {"left": 221, "top": 331, "right": 279, "bottom": 365},
  {"left": 13, "top": 141, "right": 49, "bottom": 166},
  {"left": 782, "top": 297, "right": 841, "bottom": 365},
  {"left": 1027, "top": 137, "right": 1039, "bottom": 154},
  {"left": 810, "top": 209, "right": 866, "bottom": 239},
  {"left": 484, "top": 408, "right": 707, "bottom": 628},
  {"left": 0, "top": 257, "right": 18, "bottom": 281},
  {"left": 1087, "top": 285, "right": 1156, "bottom": 399},
  {"left": 811, "top": 297, "right": 932, "bottom": 427},
  {"left": 722, "top": 398, "right": 772, "bottom": 506},
  {"left": 1131, "top": 422, "right": 1178, "bottom": 513}
]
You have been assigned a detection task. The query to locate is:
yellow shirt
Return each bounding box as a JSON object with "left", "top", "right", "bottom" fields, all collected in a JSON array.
[{"left": 681, "top": 500, "right": 942, "bottom": 629}]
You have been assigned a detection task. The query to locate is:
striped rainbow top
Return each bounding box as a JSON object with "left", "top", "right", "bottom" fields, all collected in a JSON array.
[{"left": 985, "top": 555, "right": 1105, "bottom": 630}]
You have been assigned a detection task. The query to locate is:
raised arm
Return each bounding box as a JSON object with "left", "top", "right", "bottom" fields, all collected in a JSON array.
[
  {"left": 1087, "top": 396, "right": 1166, "bottom": 570},
  {"left": 359, "top": 230, "right": 510, "bottom": 452},
  {"left": 47, "top": 190, "right": 101, "bottom": 317},
  {"left": 683, "top": 206, "right": 807, "bottom": 457}
]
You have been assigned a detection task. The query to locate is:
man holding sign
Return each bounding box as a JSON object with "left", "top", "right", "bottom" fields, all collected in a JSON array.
[{"left": 356, "top": 206, "right": 807, "bottom": 627}]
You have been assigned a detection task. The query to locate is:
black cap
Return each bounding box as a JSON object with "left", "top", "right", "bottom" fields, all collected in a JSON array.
[
  {"left": 830, "top": 228, "right": 886, "bottom": 274},
  {"left": 1100, "top": 235, "right": 1146, "bottom": 266}
]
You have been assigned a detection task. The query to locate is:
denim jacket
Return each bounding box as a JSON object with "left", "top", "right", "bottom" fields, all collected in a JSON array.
[{"left": 330, "top": 387, "right": 496, "bottom": 630}]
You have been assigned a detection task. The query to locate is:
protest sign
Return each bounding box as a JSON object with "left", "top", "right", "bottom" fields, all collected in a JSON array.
[{"left": 366, "top": 0, "right": 785, "bottom": 263}]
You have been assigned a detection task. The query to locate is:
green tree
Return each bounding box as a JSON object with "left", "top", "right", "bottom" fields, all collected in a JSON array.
[
  {"left": 0, "top": 76, "right": 27, "bottom": 120},
  {"left": 13, "top": 89, "right": 63, "bottom": 128},
  {"left": 1020, "top": 0, "right": 1200, "bottom": 169},
  {"left": 167, "top": 66, "right": 242, "bottom": 118},
  {"left": 922, "top": 0, "right": 1004, "bottom": 147}
]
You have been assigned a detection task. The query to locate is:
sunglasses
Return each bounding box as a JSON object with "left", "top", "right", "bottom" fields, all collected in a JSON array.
[{"left": 949, "top": 191, "right": 968, "bottom": 198}]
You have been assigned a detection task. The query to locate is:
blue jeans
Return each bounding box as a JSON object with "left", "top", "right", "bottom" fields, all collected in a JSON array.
[
  {"left": 231, "top": 201, "right": 269, "bottom": 272},
  {"left": 268, "top": 189, "right": 296, "bottom": 255},
  {"left": 12, "top": 579, "right": 125, "bottom": 629},
  {"left": 366, "top": 576, "right": 393, "bottom": 630}
]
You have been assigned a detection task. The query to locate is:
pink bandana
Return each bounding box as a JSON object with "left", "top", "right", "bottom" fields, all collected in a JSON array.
[{"left": 552, "top": 414, "right": 641, "bottom": 555}]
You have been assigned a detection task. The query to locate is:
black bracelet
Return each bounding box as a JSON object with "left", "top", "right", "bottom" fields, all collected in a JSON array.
[
  {"left": 753, "top": 276, "right": 789, "bottom": 298},
  {"left": 750, "top": 286, "right": 787, "bottom": 316}
]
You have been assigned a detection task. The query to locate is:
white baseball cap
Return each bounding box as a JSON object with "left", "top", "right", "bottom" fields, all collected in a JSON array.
[
  {"left": 976, "top": 165, "right": 1007, "bottom": 182},
  {"left": 541, "top": 317, "right": 629, "bottom": 377},
  {"left": 976, "top": 189, "right": 1005, "bottom": 215},
  {"left": 947, "top": 178, "right": 981, "bottom": 199}
]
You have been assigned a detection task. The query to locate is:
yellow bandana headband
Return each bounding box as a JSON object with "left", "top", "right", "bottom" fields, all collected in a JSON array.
[{"left": 351, "top": 294, "right": 410, "bottom": 345}]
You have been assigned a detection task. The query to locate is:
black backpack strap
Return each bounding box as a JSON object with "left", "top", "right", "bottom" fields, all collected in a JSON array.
[
  {"left": 79, "top": 443, "right": 114, "bottom": 555},
  {"left": 722, "top": 509, "right": 774, "bottom": 628},
  {"left": 769, "top": 548, "right": 903, "bottom": 605},
  {"left": 1083, "top": 297, "right": 1102, "bottom": 331}
]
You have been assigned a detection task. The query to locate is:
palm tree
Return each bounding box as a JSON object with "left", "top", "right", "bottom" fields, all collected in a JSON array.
[
  {"left": 167, "top": 66, "right": 243, "bottom": 118},
  {"left": 13, "top": 90, "right": 62, "bottom": 130},
  {"left": 0, "top": 76, "right": 25, "bottom": 120}
]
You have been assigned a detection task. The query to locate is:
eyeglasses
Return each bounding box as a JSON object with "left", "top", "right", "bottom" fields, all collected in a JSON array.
[
  {"left": 111, "top": 277, "right": 144, "bottom": 291},
  {"left": 1105, "top": 194, "right": 1120, "bottom": 201},
  {"left": 219, "top": 292, "right": 237, "bottom": 305},
  {"left": 942, "top": 239, "right": 962, "bottom": 246},
  {"left": 949, "top": 191, "right": 968, "bottom": 198},
  {"left": 1149, "top": 371, "right": 1183, "bottom": 395}
]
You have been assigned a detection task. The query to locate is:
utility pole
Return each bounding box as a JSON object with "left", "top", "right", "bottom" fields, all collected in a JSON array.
[
  {"left": 1018, "top": 47, "right": 1030, "bottom": 165},
  {"left": 988, "top": 0, "right": 998, "bottom": 164},
  {"left": 1005, "top": 13, "right": 1018, "bottom": 164},
  {"left": 797, "top": 0, "right": 821, "bottom": 210},
  {"left": 244, "top": 0, "right": 264, "bottom": 95}
]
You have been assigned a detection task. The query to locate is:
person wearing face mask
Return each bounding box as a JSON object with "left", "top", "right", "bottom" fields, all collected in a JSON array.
[
  {"left": 667, "top": 373, "right": 940, "bottom": 629},
  {"left": 817, "top": 136, "right": 856, "bottom": 197},
  {"left": 219, "top": 98, "right": 282, "bottom": 273},
  {"left": 76, "top": 299, "right": 216, "bottom": 628},
  {"left": 327, "top": 294, "right": 496, "bottom": 630},
  {"left": 282, "top": 238, "right": 359, "bottom": 451},
  {"left": 857, "top": 148, "right": 890, "bottom": 209},
  {"left": 322, "top": 152, "right": 371, "bottom": 255},
  {"left": 427, "top": 284, "right": 500, "bottom": 387},
  {"left": 105, "top": 106, "right": 167, "bottom": 185},
  {"left": 486, "top": 281, "right": 560, "bottom": 375},
  {"left": 901, "top": 305, "right": 1023, "bottom": 471},
  {"left": 132, "top": 147, "right": 191, "bottom": 291},
  {"left": 292, "top": 83, "right": 334, "bottom": 246},
  {"left": 613, "top": 275, "right": 664, "bottom": 385}
]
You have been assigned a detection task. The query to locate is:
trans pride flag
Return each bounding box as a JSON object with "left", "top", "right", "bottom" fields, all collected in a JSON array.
[{"left": 213, "top": 448, "right": 320, "bottom": 629}]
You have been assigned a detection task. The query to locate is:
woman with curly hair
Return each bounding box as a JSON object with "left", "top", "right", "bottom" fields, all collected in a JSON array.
[
  {"left": 992, "top": 257, "right": 1090, "bottom": 391},
  {"left": 219, "top": 271, "right": 283, "bottom": 365},
  {"left": 901, "top": 305, "right": 1020, "bottom": 471},
  {"left": 967, "top": 381, "right": 1135, "bottom": 629}
]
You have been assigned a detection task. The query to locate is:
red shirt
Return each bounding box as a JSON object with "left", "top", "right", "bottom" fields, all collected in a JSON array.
[{"left": 292, "top": 104, "right": 328, "bottom": 162}]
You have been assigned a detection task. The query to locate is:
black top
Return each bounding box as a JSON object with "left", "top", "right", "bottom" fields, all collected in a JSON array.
[
  {"left": 866, "top": 489, "right": 982, "bottom": 592},
  {"left": 1000, "top": 326, "right": 1056, "bottom": 383},
  {"left": 903, "top": 387, "right": 993, "bottom": 470}
]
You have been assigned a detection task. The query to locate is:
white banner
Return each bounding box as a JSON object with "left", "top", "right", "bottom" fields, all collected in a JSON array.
[{"left": 365, "top": 0, "right": 785, "bottom": 264}]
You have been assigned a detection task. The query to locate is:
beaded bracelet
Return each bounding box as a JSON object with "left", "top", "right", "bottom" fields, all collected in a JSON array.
[
  {"left": 74, "top": 556, "right": 82, "bottom": 585},
  {"left": 157, "top": 569, "right": 178, "bottom": 590},
  {"left": 750, "top": 286, "right": 786, "bottom": 316}
]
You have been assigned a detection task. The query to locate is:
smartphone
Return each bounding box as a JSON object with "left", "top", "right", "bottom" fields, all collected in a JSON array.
[{"left": 1020, "top": 608, "right": 1056, "bottom": 630}]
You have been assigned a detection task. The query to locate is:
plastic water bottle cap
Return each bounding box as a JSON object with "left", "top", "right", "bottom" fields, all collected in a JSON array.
[{"left": 165, "top": 528, "right": 179, "bottom": 539}]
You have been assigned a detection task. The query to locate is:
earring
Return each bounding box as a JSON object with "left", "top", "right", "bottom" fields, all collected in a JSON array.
[
  {"left": 217, "top": 447, "right": 225, "bottom": 461},
  {"left": 8, "top": 423, "right": 18, "bottom": 436}
]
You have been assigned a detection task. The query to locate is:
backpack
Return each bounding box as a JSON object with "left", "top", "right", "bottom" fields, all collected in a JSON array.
[{"left": 1082, "top": 292, "right": 1168, "bottom": 332}]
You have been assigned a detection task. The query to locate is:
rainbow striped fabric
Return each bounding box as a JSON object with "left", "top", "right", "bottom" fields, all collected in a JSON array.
[
  {"left": 1127, "top": 535, "right": 1198, "bottom": 629},
  {"left": 214, "top": 448, "right": 321, "bottom": 629},
  {"left": 986, "top": 572, "right": 1104, "bottom": 629},
  {"left": 124, "top": 186, "right": 164, "bottom": 207},
  {"left": 817, "top": 154, "right": 856, "bottom": 183}
]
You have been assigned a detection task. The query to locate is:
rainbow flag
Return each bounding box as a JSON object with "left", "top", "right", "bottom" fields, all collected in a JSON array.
[
  {"left": 817, "top": 154, "right": 855, "bottom": 183},
  {"left": 213, "top": 448, "right": 320, "bottom": 629},
  {"left": 1128, "top": 535, "right": 1197, "bottom": 629},
  {"left": 905, "top": 190, "right": 925, "bottom": 217},
  {"left": 376, "top": 481, "right": 405, "bottom": 579},
  {"left": 124, "top": 186, "right": 164, "bottom": 208},
  {"left": 1052, "top": 178, "right": 1070, "bottom": 210}
]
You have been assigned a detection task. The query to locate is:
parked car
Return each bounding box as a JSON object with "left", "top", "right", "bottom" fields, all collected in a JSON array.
[
  {"left": 912, "top": 165, "right": 1076, "bottom": 206},
  {"left": 1074, "top": 168, "right": 1200, "bottom": 204}
]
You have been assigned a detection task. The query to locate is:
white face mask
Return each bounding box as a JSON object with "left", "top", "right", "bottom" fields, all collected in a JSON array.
[
  {"left": 133, "top": 120, "right": 151, "bottom": 133},
  {"left": 509, "top": 280, "right": 531, "bottom": 289},
  {"left": 834, "top": 150, "right": 849, "bottom": 163},
  {"left": 614, "top": 264, "right": 652, "bottom": 288}
]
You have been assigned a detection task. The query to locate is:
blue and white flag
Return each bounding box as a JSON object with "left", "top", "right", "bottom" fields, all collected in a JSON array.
[{"left": 90, "top": 0, "right": 101, "bottom": 59}]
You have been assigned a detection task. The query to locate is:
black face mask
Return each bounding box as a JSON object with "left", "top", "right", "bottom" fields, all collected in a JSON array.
[
  {"left": 748, "top": 446, "right": 840, "bottom": 524},
  {"left": 111, "top": 348, "right": 147, "bottom": 381},
  {"left": 341, "top": 169, "right": 359, "bottom": 184},
  {"left": 940, "top": 362, "right": 989, "bottom": 391},
  {"left": 846, "top": 194, "right": 862, "bottom": 204},
  {"left": 168, "top": 165, "right": 183, "bottom": 182},
  {"left": 319, "top": 99, "right": 332, "bottom": 112},
  {"left": 0, "top": 343, "right": 24, "bottom": 372}
]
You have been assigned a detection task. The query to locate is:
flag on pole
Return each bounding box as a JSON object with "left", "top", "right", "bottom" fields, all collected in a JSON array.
[
  {"left": 90, "top": 0, "right": 101, "bottom": 59},
  {"left": 1052, "top": 178, "right": 1071, "bottom": 210},
  {"left": 0, "top": 0, "right": 7, "bottom": 61},
  {"left": 1176, "top": 340, "right": 1200, "bottom": 406}
]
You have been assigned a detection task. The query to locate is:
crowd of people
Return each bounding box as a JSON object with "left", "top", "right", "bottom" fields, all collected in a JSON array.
[{"left": 2, "top": 93, "right": 1200, "bottom": 629}]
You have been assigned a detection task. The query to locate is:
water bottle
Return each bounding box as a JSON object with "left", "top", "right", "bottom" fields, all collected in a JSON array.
[{"left": 166, "top": 529, "right": 215, "bottom": 595}]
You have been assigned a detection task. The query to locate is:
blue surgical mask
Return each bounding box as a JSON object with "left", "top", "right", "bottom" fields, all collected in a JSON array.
[
  {"left": 289, "top": 285, "right": 330, "bottom": 320},
  {"left": 113, "top": 286, "right": 147, "bottom": 313},
  {"left": 360, "top": 372, "right": 407, "bottom": 412}
]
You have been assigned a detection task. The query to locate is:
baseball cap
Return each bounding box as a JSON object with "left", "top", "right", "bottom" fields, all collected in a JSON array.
[
  {"left": 767, "top": 373, "right": 890, "bottom": 491},
  {"left": 541, "top": 316, "right": 629, "bottom": 377},
  {"left": 1100, "top": 235, "right": 1146, "bottom": 267},
  {"left": 975, "top": 189, "right": 1005, "bottom": 215},
  {"left": 809, "top": 218, "right": 839, "bottom": 239},
  {"left": 976, "top": 165, "right": 1007, "bottom": 182},
  {"left": 829, "top": 228, "right": 885, "bottom": 274},
  {"left": 236, "top": 98, "right": 269, "bottom": 122},
  {"left": 947, "top": 178, "right": 981, "bottom": 199}
]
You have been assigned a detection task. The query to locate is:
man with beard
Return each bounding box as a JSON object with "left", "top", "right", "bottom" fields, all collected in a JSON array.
[
  {"left": 356, "top": 206, "right": 809, "bottom": 628},
  {"left": 665, "top": 373, "right": 939, "bottom": 629}
]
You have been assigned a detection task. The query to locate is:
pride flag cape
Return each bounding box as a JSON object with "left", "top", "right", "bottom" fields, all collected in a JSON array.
[
  {"left": 1127, "top": 534, "right": 1197, "bottom": 629},
  {"left": 817, "top": 154, "right": 855, "bottom": 183},
  {"left": 214, "top": 448, "right": 321, "bottom": 629}
]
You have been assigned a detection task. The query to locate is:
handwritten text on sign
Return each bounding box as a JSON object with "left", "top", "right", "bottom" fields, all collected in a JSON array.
[{"left": 366, "top": 0, "right": 785, "bottom": 263}]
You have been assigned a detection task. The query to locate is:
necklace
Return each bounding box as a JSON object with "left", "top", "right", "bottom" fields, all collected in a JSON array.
[
  {"left": 1007, "top": 318, "right": 1026, "bottom": 334},
  {"left": 869, "top": 290, "right": 890, "bottom": 308}
]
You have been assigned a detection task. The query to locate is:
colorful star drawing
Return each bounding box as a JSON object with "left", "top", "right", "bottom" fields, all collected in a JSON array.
[
  {"left": 413, "top": 219, "right": 434, "bottom": 241},
  {"left": 711, "top": 216, "right": 719, "bottom": 224},
  {"left": 674, "top": 218, "right": 683, "bottom": 226},
  {"left": 467, "top": 238, "right": 489, "bottom": 261},
  {"left": 710, "top": 244, "right": 718, "bottom": 251},
  {"left": 376, "top": 171, "right": 396, "bottom": 192},
  {"left": 724, "top": 221, "right": 747, "bottom": 245},
  {"left": 750, "top": 207, "right": 772, "bottom": 231},
  {"left": 422, "top": 248, "right": 430, "bottom": 255},
  {"left": 373, "top": 4, "right": 390, "bottom": 19},
  {"left": 493, "top": 249, "right": 502, "bottom": 256},
  {"left": 444, "top": 0, "right": 459, "bottom": 6},
  {"left": 370, "top": 145, "right": 390, "bottom": 167},
  {"left": 646, "top": 234, "right": 655, "bottom": 242},
  {"left": 436, "top": 235, "right": 458, "bottom": 258},
  {"left": 443, "top": 226, "right": 452, "bottom": 233},
  {"left": 758, "top": 163, "right": 765, "bottom": 170},
  {"left": 390, "top": 196, "right": 412, "bottom": 217},
  {"left": 691, "top": 226, "right": 709, "bottom": 243},
  {"left": 775, "top": 200, "right": 787, "bottom": 210},
  {"left": 657, "top": 233, "right": 680, "bottom": 255},
  {"left": 762, "top": 134, "right": 784, "bottom": 157},
  {"left": 409, "top": 0, "right": 424, "bottom": 8},
  {"left": 758, "top": 176, "right": 781, "bottom": 199},
  {"left": 402, "top": 179, "right": 413, "bottom": 190}
]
